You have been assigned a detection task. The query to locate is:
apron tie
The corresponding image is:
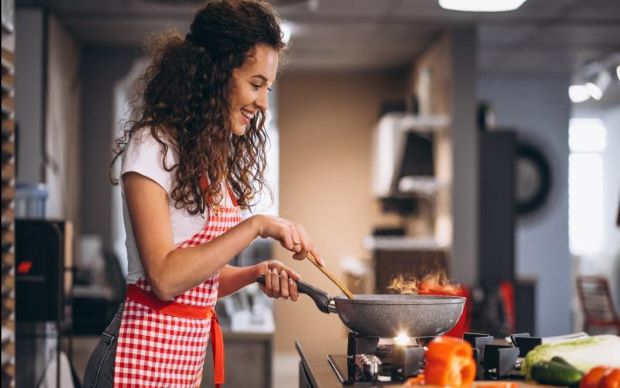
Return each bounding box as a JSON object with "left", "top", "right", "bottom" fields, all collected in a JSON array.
[
  {"left": 210, "top": 310, "right": 225, "bottom": 387},
  {"left": 126, "top": 284, "right": 225, "bottom": 387}
]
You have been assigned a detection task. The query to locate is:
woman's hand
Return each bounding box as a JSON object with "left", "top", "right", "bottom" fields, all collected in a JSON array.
[
  {"left": 257, "top": 260, "right": 301, "bottom": 301},
  {"left": 251, "top": 215, "right": 324, "bottom": 265}
]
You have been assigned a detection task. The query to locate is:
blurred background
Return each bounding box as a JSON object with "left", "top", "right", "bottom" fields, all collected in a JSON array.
[{"left": 1, "top": 0, "right": 619, "bottom": 387}]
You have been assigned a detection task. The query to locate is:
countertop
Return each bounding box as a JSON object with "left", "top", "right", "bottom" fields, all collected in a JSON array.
[{"left": 295, "top": 338, "right": 355, "bottom": 388}]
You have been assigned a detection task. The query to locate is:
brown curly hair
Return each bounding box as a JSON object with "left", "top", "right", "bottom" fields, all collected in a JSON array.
[{"left": 111, "top": 0, "right": 285, "bottom": 214}]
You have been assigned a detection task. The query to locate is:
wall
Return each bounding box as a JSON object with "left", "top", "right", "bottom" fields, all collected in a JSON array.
[
  {"left": 275, "top": 71, "right": 405, "bottom": 351},
  {"left": 79, "top": 46, "right": 140, "bottom": 247},
  {"left": 15, "top": 7, "right": 44, "bottom": 184},
  {"left": 478, "top": 74, "right": 572, "bottom": 336}
]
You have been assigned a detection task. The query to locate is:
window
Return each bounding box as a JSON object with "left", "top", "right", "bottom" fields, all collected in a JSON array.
[{"left": 568, "top": 118, "right": 606, "bottom": 256}]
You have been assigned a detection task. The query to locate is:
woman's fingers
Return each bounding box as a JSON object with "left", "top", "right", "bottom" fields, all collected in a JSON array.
[
  {"left": 259, "top": 216, "right": 321, "bottom": 262},
  {"left": 262, "top": 261, "right": 302, "bottom": 300},
  {"left": 289, "top": 224, "right": 302, "bottom": 252},
  {"left": 288, "top": 277, "right": 299, "bottom": 301},
  {"left": 270, "top": 268, "right": 280, "bottom": 296},
  {"left": 295, "top": 225, "right": 311, "bottom": 259},
  {"left": 279, "top": 271, "right": 289, "bottom": 299},
  {"left": 289, "top": 224, "right": 313, "bottom": 261},
  {"left": 264, "top": 266, "right": 272, "bottom": 297},
  {"left": 268, "top": 261, "right": 301, "bottom": 282},
  {"left": 308, "top": 247, "right": 324, "bottom": 266},
  {"left": 278, "top": 225, "right": 294, "bottom": 251}
]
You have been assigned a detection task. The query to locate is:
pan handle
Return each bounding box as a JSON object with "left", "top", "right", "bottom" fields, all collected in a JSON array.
[{"left": 256, "top": 275, "right": 334, "bottom": 314}]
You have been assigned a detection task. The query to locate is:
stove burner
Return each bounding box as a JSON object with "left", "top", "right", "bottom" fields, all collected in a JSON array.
[
  {"left": 328, "top": 332, "right": 426, "bottom": 384},
  {"left": 328, "top": 331, "right": 527, "bottom": 385}
]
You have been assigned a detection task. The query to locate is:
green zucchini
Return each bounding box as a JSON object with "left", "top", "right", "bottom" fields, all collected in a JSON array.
[{"left": 531, "top": 359, "right": 584, "bottom": 386}]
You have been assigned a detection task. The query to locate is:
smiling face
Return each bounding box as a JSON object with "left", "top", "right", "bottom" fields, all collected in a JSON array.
[{"left": 229, "top": 44, "right": 279, "bottom": 136}]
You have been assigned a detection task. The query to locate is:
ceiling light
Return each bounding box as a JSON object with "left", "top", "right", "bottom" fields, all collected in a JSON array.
[
  {"left": 568, "top": 85, "right": 590, "bottom": 104},
  {"left": 586, "top": 71, "right": 611, "bottom": 101},
  {"left": 585, "top": 82, "right": 602, "bottom": 100},
  {"left": 438, "top": 0, "right": 527, "bottom": 12},
  {"left": 616, "top": 65, "right": 620, "bottom": 80}
]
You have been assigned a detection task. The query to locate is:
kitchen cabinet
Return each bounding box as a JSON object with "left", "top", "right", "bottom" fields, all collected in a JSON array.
[{"left": 201, "top": 331, "right": 272, "bottom": 388}]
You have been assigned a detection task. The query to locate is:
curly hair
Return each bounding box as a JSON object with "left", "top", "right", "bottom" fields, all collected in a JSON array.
[{"left": 111, "top": 0, "right": 285, "bottom": 214}]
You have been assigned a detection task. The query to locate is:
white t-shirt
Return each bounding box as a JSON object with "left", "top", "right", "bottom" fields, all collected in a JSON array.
[{"left": 120, "top": 128, "right": 233, "bottom": 284}]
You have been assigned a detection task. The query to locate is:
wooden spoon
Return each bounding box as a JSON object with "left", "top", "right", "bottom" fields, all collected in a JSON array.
[{"left": 306, "top": 252, "right": 354, "bottom": 299}]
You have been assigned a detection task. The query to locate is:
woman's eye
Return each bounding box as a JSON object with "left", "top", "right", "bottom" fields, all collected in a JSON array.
[{"left": 251, "top": 83, "right": 261, "bottom": 91}]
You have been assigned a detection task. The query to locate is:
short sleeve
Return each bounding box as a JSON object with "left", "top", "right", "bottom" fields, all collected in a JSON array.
[{"left": 120, "top": 128, "right": 177, "bottom": 194}]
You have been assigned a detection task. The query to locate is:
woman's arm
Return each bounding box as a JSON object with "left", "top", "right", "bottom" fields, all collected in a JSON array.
[
  {"left": 124, "top": 172, "right": 320, "bottom": 301},
  {"left": 218, "top": 265, "right": 261, "bottom": 298}
]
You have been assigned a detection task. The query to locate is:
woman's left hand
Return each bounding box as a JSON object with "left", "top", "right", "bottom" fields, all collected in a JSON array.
[{"left": 257, "top": 260, "right": 301, "bottom": 301}]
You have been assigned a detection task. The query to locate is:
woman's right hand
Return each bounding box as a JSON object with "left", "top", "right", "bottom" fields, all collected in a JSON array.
[{"left": 251, "top": 215, "right": 324, "bottom": 265}]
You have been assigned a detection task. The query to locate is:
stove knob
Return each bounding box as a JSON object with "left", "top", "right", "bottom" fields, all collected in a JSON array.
[{"left": 362, "top": 355, "right": 382, "bottom": 380}]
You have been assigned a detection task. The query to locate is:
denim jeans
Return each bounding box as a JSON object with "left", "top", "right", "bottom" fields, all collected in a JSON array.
[{"left": 82, "top": 304, "right": 123, "bottom": 388}]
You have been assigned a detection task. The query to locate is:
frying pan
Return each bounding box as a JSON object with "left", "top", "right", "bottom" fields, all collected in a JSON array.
[{"left": 256, "top": 276, "right": 465, "bottom": 338}]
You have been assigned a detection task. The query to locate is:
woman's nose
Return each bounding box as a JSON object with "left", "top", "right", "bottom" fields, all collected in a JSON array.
[{"left": 255, "top": 89, "right": 269, "bottom": 111}]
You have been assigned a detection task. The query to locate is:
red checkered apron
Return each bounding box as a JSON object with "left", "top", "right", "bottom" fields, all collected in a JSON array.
[{"left": 114, "top": 184, "right": 242, "bottom": 387}]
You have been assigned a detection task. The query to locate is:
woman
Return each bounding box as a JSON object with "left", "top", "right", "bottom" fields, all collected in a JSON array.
[{"left": 83, "top": 1, "right": 322, "bottom": 386}]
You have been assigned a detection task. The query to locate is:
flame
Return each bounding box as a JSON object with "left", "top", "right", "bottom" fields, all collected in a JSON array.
[{"left": 387, "top": 272, "right": 460, "bottom": 295}]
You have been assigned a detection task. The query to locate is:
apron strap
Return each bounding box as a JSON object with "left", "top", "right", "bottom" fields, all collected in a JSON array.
[
  {"left": 199, "top": 175, "right": 239, "bottom": 207},
  {"left": 226, "top": 183, "right": 239, "bottom": 207}
]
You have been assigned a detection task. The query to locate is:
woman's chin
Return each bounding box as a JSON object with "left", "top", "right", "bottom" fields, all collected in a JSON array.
[{"left": 231, "top": 126, "right": 247, "bottom": 136}]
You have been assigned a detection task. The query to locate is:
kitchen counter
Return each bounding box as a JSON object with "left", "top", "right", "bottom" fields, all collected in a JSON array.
[{"left": 296, "top": 338, "right": 355, "bottom": 388}]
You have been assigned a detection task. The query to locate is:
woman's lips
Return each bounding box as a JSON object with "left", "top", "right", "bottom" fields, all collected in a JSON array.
[{"left": 241, "top": 109, "right": 254, "bottom": 125}]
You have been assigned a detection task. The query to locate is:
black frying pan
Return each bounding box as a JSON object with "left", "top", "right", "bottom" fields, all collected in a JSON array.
[{"left": 256, "top": 276, "right": 465, "bottom": 338}]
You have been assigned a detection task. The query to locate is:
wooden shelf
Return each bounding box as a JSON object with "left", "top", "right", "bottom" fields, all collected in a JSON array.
[
  {"left": 2, "top": 14, "right": 15, "bottom": 387},
  {"left": 1, "top": 186, "right": 13, "bottom": 204},
  {"left": 1, "top": 163, "right": 13, "bottom": 183},
  {"left": 1, "top": 72, "right": 13, "bottom": 97},
  {"left": 378, "top": 112, "right": 450, "bottom": 134},
  {"left": 1, "top": 49, "right": 14, "bottom": 74},
  {"left": 1, "top": 207, "right": 13, "bottom": 228},
  {"left": 1, "top": 118, "right": 13, "bottom": 138},
  {"left": 1, "top": 96, "right": 14, "bottom": 119},
  {"left": 1, "top": 141, "right": 14, "bottom": 159}
]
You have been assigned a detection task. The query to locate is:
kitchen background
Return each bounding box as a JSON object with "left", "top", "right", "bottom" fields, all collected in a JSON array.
[{"left": 1, "top": 0, "right": 619, "bottom": 387}]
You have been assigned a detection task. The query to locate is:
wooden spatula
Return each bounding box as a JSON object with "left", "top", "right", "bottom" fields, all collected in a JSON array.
[{"left": 306, "top": 252, "right": 354, "bottom": 299}]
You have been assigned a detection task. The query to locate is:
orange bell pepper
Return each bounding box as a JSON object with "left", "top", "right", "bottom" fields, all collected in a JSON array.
[{"left": 425, "top": 336, "right": 477, "bottom": 387}]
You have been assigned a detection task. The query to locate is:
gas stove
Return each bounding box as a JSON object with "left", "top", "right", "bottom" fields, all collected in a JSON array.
[{"left": 323, "top": 332, "right": 535, "bottom": 385}]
